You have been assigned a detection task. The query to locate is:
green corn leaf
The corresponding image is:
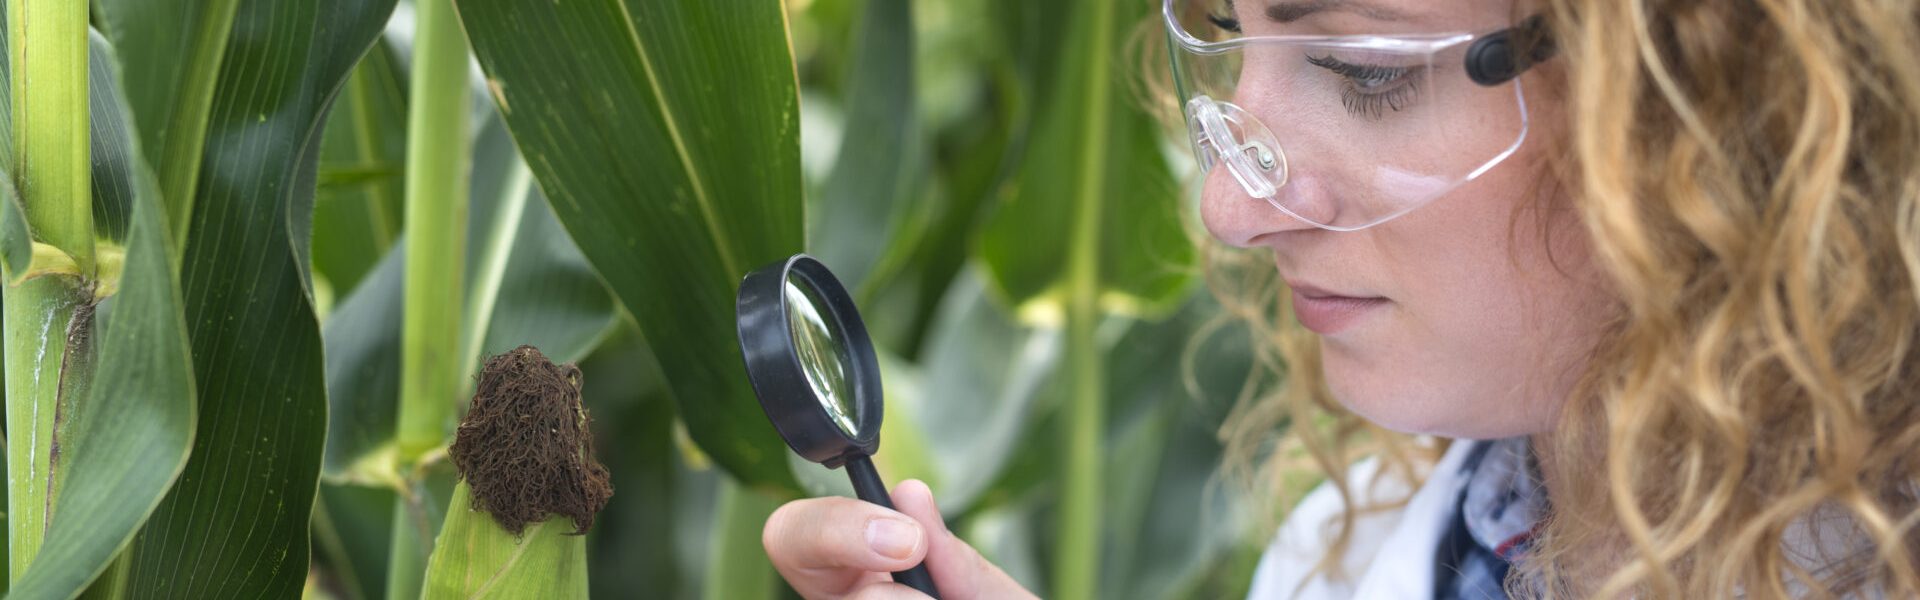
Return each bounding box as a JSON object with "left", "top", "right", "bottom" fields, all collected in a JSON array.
[
  {"left": 3, "top": 30, "right": 196, "bottom": 600},
  {"left": 84, "top": 24, "right": 141, "bottom": 245},
  {"left": 0, "top": 171, "right": 28, "bottom": 282},
  {"left": 311, "top": 483, "right": 401, "bottom": 600},
  {"left": 964, "top": 295, "right": 1257, "bottom": 599},
  {"left": 808, "top": 0, "right": 923, "bottom": 295},
  {"left": 699, "top": 478, "right": 781, "bottom": 600},
  {"left": 87, "top": 0, "right": 400, "bottom": 595},
  {"left": 855, "top": 0, "right": 1071, "bottom": 360},
  {"left": 313, "top": 37, "right": 407, "bottom": 298},
  {"left": 94, "top": 0, "right": 242, "bottom": 251},
  {"left": 455, "top": 0, "right": 806, "bottom": 492},
  {"left": 1096, "top": 295, "right": 1253, "bottom": 600},
  {"left": 460, "top": 121, "right": 623, "bottom": 386},
  {"left": 871, "top": 265, "right": 1061, "bottom": 513},
  {"left": 975, "top": 0, "right": 1196, "bottom": 321},
  {"left": 321, "top": 245, "right": 407, "bottom": 486}
]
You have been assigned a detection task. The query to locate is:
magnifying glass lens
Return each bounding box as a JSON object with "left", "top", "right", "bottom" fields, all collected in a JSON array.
[
  {"left": 739, "top": 255, "right": 941, "bottom": 598},
  {"left": 783, "top": 276, "right": 860, "bottom": 436}
]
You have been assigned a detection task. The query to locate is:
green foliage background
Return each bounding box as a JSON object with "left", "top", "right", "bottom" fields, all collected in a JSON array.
[{"left": 0, "top": 0, "right": 1281, "bottom": 598}]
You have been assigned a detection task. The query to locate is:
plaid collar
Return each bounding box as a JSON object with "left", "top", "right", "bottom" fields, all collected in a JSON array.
[
  {"left": 1458, "top": 437, "right": 1548, "bottom": 560},
  {"left": 1434, "top": 437, "right": 1550, "bottom": 599}
]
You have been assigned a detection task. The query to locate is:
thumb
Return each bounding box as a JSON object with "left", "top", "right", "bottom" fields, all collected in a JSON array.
[{"left": 889, "top": 479, "right": 1029, "bottom": 600}]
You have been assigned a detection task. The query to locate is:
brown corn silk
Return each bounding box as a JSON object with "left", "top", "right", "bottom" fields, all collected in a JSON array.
[{"left": 450, "top": 345, "right": 613, "bottom": 535}]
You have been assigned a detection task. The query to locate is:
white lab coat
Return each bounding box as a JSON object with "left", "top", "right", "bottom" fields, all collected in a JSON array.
[
  {"left": 1243, "top": 439, "right": 1889, "bottom": 599},
  {"left": 1246, "top": 440, "right": 1478, "bottom": 600}
]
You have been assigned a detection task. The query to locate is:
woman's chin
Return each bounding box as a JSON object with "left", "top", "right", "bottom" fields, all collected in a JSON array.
[
  {"left": 1322, "top": 358, "right": 1509, "bottom": 438},
  {"left": 1334, "top": 392, "right": 1455, "bottom": 436},
  {"left": 1327, "top": 375, "right": 1544, "bottom": 440},
  {"left": 1323, "top": 358, "right": 1432, "bottom": 434}
]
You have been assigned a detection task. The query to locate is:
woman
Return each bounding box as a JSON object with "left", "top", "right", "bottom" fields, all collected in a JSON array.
[{"left": 762, "top": 0, "right": 1920, "bottom": 597}]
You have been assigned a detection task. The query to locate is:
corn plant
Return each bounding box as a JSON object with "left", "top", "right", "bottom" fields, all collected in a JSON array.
[{"left": 1, "top": 0, "right": 1267, "bottom": 598}]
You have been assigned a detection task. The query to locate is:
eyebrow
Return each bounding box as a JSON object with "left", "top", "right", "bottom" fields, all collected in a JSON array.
[{"left": 1265, "top": 0, "right": 1409, "bottom": 23}]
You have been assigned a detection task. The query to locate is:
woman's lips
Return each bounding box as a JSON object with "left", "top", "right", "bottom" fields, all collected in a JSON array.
[{"left": 1288, "top": 284, "right": 1388, "bottom": 334}]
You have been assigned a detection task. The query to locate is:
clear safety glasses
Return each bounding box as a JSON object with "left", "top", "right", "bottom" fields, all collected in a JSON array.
[{"left": 1164, "top": 0, "right": 1554, "bottom": 231}]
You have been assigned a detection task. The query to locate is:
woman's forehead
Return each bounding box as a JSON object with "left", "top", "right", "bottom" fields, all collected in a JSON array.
[{"left": 1238, "top": 0, "right": 1523, "bottom": 33}]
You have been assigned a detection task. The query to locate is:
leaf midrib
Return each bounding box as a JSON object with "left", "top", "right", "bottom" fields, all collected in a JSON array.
[
  {"left": 611, "top": 0, "right": 741, "bottom": 278},
  {"left": 157, "top": 0, "right": 242, "bottom": 255},
  {"left": 460, "top": 162, "right": 533, "bottom": 384}
]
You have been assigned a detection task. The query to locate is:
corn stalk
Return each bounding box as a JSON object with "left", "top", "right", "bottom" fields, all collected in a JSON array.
[
  {"left": 389, "top": 0, "right": 473, "bottom": 596},
  {"left": 5, "top": 0, "right": 95, "bottom": 580}
]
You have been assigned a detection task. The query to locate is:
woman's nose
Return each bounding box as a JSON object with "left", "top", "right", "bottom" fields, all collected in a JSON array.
[{"left": 1199, "top": 161, "right": 1317, "bottom": 247}]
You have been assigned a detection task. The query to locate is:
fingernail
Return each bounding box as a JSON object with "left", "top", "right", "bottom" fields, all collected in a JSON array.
[{"left": 866, "top": 518, "right": 919, "bottom": 560}]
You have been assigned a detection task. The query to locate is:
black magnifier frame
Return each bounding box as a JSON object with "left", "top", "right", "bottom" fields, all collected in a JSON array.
[{"left": 736, "top": 254, "right": 940, "bottom": 598}]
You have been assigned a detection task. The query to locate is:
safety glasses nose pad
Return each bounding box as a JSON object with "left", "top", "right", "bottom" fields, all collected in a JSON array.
[{"left": 1185, "top": 96, "right": 1287, "bottom": 200}]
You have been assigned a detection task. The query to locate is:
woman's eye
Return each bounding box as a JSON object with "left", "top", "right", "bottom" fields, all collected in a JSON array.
[
  {"left": 1305, "top": 54, "right": 1423, "bottom": 119},
  {"left": 1207, "top": 0, "right": 1241, "bottom": 33},
  {"left": 1208, "top": 12, "right": 1242, "bottom": 33}
]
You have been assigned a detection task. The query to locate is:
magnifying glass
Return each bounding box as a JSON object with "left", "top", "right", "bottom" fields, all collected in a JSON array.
[{"left": 735, "top": 254, "right": 941, "bottom": 598}]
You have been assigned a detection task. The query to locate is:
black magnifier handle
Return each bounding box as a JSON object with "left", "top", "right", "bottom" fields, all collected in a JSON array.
[{"left": 844, "top": 455, "right": 941, "bottom": 598}]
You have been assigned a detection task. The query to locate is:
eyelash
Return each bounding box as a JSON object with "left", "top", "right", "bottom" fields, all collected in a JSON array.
[
  {"left": 1305, "top": 54, "right": 1422, "bottom": 119},
  {"left": 1208, "top": 13, "right": 1242, "bottom": 33},
  {"left": 1208, "top": 0, "right": 1241, "bottom": 33},
  {"left": 1201, "top": 2, "right": 1421, "bottom": 119}
]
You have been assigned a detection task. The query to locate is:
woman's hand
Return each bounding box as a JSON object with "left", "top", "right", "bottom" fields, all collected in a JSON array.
[{"left": 762, "top": 479, "right": 1038, "bottom": 599}]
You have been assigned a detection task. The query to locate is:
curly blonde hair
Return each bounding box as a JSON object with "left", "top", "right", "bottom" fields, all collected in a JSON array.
[
  {"left": 1525, "top": 0, "right": 1920, "bottom": 596},
  {"left": 1157, "top": 0, "right": 1920, "bottom": 597}
]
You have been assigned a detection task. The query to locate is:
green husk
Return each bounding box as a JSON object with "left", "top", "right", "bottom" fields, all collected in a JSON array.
[{"left": 419, "top": 482, "right": 588, "bottom": 600}]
